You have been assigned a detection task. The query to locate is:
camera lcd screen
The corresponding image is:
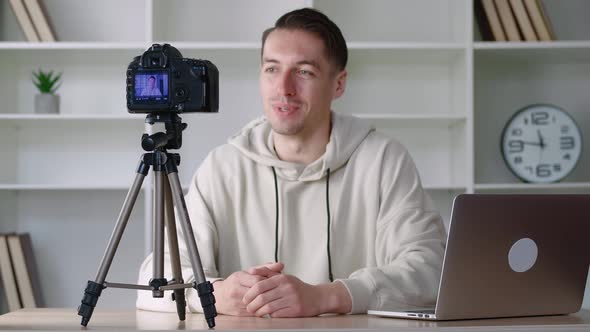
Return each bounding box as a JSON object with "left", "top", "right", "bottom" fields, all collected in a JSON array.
[{"left": 134, "top": 72, "right": 169, "bottom": 104}]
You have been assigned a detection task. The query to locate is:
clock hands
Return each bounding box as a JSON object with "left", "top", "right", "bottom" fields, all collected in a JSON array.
[
  {"left": 517, "top": 140, "right": 543, "bottom": 147},
  {"left": 537, "top": 129, "right": 546, "bottom": 149},
  {"left": 536, "top": 129, "right": 545, "bottom": 163},
  {"left": 512, "top": 131, "right": 548, "bottom": 148}
]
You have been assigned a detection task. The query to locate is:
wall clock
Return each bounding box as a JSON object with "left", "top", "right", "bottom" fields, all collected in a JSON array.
[{"left": 501, "top": 104, "right": 582, "bottom": 183}]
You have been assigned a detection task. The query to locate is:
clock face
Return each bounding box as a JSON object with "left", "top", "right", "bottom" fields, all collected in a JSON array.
[{"left": 501, "top": 104, "right": 582, "bottom": 183}]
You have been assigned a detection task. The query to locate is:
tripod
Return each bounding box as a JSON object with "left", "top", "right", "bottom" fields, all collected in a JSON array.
[{"left": 77, "top": 113, "right": 217, "bottom": 328}]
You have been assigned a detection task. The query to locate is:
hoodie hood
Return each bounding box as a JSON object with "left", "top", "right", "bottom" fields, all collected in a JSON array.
[{"left": 228, "top": 112, "right": 374, "bottom": 181}]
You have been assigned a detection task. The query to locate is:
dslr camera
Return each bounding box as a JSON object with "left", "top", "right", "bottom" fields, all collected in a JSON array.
[{"left": 127, "top": 44, "right": 219, "bottom": 113}]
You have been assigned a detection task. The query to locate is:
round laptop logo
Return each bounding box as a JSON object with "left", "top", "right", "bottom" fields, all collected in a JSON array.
[{"left": 508, "top": 238, "right": 538, "bottom": 273}]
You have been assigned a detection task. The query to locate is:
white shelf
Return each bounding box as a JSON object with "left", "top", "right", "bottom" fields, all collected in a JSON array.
[
  {"left": 475, "top": 41, "right": 590, "bottom": 64},
  {"left": 474, "top": 183, "right": 590, "bottom": 191},
  {"left": 0, "top": 184, "right": 140, "bottom": 190},
  {"left": 352, "top": 114, "right": 466, "bottom": 127},
  {"left": 0, "top": 114, "right": 140, "bottom": 121},
  {"left": 154, "top": 42, "right": 260, "bottom": 50},
  {"left": 348, "top": 42, "right": 465, "bottom": 49},
  {"left": 0, "top": 42, "right": 148, "bottom": 50},
  {"left": 348, "top": 44, "right": 465, "bottom": 64},
  {"left": 0, "top": 41, "right": 467, "bottom": 51},
  {"left": 1, "top": 0, "right": 589, "bottom": 311},
  {"left": 474, "top": 41, "right": 590, "bottom": 49},
  {"left": 424, "top": 185, "right": 467, "bottom": 191}
]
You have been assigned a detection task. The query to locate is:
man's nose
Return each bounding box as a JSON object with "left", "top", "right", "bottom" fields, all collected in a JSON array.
[{"left": 276, "top": 72, "right": 296, "bottom": 97}]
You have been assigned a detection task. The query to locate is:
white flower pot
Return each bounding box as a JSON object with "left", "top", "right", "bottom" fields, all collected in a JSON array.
[{"left": 34, "top": 93, "right": 60, "bottom": 114}]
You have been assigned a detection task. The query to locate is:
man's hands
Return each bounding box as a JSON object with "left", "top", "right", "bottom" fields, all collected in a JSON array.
[
  {"left": 242, "top": 273, "right": 323, "bottom": 317},
  {"left": 213, "top": 262, "right": 284, "bottom": 316},
  {"left": 213, "top": 262, "right": 352, "bottom": 317}
]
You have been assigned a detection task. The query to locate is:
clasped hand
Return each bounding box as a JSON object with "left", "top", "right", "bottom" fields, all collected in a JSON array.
[{"left": 212, "top": 262, "right": 324, "bottom": 317}]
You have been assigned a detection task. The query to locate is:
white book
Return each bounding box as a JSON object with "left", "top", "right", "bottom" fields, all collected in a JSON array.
[
  {"left": 8, "top": 0, "right": 40, "bottom": 42},
  {"left": 482, "top": 0, "right": 507, "bottom": 41},
  {"left": 0, "top": 234, "right": 22, "bottom": 311},
  {"left": 23, "top": 0, "right": 56, "bottom": 42},
  {"left": 523, "top": 0, "right": 554, "bottom": 41},
  {"left": 7, "top": 234, "right": 37, "bottom": 308},
  {"left": 495, "top": 0, "right": 522, "bottom": 41},
  {"left": 509, "top": 0, "right": 538, "bottom": 41}
]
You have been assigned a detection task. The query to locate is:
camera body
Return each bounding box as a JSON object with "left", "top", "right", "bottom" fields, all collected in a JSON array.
[{"left": 127, "top": 44, "right": 219, "bottom": 113}]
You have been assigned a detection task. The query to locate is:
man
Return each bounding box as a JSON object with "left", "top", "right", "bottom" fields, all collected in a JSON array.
[
  {"left": 140, "top": 75, "right": 162, "bottom": 96},
  {"left": 137, "top": 8, "right": 446, "bottom": 317}
]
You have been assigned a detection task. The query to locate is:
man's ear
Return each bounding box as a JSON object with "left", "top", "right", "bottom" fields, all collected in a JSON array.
[{"left": 333, "top": 69, "right": 347, "bottom": 100}]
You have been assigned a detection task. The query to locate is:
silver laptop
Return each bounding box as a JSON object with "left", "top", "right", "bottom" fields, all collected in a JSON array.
[{"left": 368, "top": 194, "right": 590, "bottom": 320}]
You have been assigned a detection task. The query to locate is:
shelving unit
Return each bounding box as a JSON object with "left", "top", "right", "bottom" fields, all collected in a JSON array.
[
  {"left": 475, "top": 182, "right": 590, "bottom": 190},
  {"left": 0, "top": 0, "right": 588, "bottom": 311}
]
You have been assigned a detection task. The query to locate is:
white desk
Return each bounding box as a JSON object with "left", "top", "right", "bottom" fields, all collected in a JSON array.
[{"left": 0, "top": 308, "right": 589, "bottom": 331}]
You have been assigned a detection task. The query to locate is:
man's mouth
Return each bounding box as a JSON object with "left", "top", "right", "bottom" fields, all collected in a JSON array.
[{"left": 273, "top": 103, "right": 300, "bottom": 114}]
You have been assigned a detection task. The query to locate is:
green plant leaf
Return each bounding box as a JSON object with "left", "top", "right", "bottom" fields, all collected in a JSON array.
[{"left": 31, "top": 68, "right": 62, "bottom": 94}]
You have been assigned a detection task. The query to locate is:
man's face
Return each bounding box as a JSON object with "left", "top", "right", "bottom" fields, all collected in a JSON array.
[
  {"left": 260, "top": 29, "right": 346, "bottom": 137},
  {"left": 148, "top": 77, "right": 155, "bottom": 89}
]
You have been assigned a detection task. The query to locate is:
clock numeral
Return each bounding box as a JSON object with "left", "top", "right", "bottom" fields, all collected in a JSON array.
[
  {"left": 511, "top": 128, "right": 523, "bottom": 136},
  {"left": 561, "top": 125, "right": 569, "bottom": 134},
  {"left": 514, "top": 156, "right": 522, "bottom": 164},
  {"left": 563, "top": 153, "right": 571, "bottom": 160},
  {"left": 560, "top": 136, "right": 575, "bottom": 150},
  {"left": 531, "top": 111, "right": 549, "bottom": 125},
  {"left": 536, "top": 164, "right": 552, "bottom": 178},
  {"left": 508, "top": 140, "right": 524, "bottom": 153}
]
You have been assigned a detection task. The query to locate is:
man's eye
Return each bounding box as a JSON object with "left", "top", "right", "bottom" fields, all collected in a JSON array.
[
  {"left": 264, "top": 67, "right": 276, "bottom": 73},
  {"left": 298, "top": 70, "right": 313, "bottom": 76}
]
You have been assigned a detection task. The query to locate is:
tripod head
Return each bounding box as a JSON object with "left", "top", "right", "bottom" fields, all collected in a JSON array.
[{"left": 142, "top": 113, "right": 187, "bottom": 151}]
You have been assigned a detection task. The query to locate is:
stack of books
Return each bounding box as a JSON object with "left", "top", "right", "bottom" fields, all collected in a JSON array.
[
  {"left": 0, "top": 233, "right": 44, "bottom": 313},
  {"left": 475, "top": 0, "right": 555, "bottom": 41},
  {"left": 8, "top": 0, "right": 56, "bottom": 42}
]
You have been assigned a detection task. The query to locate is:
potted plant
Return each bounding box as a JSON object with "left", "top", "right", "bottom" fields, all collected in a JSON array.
[{"left": 33, "top": 69, "right": 61, "bottom": 114}]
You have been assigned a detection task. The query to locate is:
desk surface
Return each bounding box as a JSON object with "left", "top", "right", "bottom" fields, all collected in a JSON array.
[{"left": 0, "top": 309, "right": 589, "bottom": 331}]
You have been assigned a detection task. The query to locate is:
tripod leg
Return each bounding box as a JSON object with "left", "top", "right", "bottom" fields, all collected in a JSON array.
[
  {"left": 78, "top": 163, "right": 148, "bottom": 326},
  {"left": 151, "top": 170, "right": 168, "bottom": 297},
  {"left": 165, "top": 163, "right": 216, "bottom": 328},
  {"left": 164, "top": 179, "right": 187, "bottom": 321}
]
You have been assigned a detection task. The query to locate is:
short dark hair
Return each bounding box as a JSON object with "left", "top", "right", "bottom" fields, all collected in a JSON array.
[{"left": 261, "top": 8, "right": 348, "bottom": 72}]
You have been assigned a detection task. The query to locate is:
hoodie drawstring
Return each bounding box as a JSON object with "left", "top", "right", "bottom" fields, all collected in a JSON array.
[
  {"left": 271, "top": 167, "right": 334, "bottom": 282},
  {"left": 326, "top": 168, "right": 334, "bottom": 282},
  {"left": 272, "top": 167, "right": 280, "bottom": 263}
]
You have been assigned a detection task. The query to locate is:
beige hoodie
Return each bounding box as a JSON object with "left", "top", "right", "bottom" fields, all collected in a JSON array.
[{"left": 137, "top": 112, "right": 446, "bottom": 314}]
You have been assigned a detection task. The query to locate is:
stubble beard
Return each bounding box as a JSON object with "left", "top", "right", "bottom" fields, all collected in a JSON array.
[
  {"left": 269, "top": 117, "right": 305, "bottom": 136},
  {"left": 266, "top": 103, "right": 306, "bottom": 136}
]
